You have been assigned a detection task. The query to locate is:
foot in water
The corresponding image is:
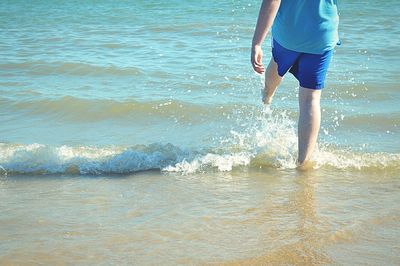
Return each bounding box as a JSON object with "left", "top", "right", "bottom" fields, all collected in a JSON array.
[
  {"left": 261, "top": 89, "right": 273, "bottom": 105},
  {"left": 296, "top": 160, "right": 316, "bottom": 171}
]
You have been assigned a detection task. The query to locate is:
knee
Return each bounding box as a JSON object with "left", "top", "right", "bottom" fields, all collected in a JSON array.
[{"left": 299, "top": 87, "right": 321, "bottom": 103}]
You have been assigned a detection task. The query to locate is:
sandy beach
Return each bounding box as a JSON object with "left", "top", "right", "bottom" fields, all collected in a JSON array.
[
  {"left": 0, "top": 0, "right": 399, "bottom": 264},
  {"left": 1, "top": 169, "right": 399, "bottom": 265}
]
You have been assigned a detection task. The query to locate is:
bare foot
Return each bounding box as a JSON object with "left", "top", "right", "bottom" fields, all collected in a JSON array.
[{"left": 261, "top": 89, "right": 273, "bottom": 104}]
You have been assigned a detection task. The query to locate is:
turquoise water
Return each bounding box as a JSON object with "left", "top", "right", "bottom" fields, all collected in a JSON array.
[
  {"left": 1, "top": 0, "right": 399, "bottom": 174},
  {"left": 1, "top": 1, "right": 400, "bottom": 264}
]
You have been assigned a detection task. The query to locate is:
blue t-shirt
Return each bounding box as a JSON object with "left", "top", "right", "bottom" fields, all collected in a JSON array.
[{"left": 272, "top": 0, "right": 339, "bottom": 54}]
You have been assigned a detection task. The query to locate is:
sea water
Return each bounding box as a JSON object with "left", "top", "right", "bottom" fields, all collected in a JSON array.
[{"left": 0, "top": 0, "right": 399, "bottom": 264}]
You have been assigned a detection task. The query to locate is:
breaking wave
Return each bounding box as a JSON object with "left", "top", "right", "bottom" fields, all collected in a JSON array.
[{"left": 1, "top": 108, "right": 399, "bottom": 176}]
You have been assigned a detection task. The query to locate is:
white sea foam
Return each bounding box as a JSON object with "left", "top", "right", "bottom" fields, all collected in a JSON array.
[
  {"left": 0, "top": 109, "right": 399, "bottom": 175},
  {"left": 0, "top": 143, "right": 190, "bottom": 175},
  {"left": 163, "top": 152, "right": 252, "bottom": 174}
]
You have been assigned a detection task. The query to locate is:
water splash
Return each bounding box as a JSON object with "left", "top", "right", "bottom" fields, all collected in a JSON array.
[{"left": 0, "top": 108, "right": 399, "bottom": 176}]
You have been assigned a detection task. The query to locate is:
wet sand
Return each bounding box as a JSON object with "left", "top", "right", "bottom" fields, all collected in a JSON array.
[{"left": 1, "top": 169, "right": 399, "bottom": 265}]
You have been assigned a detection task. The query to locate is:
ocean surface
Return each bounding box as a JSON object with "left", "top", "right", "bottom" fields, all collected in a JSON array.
[{"left": 1, "top": 0, "right": 399, "bottom": 265}]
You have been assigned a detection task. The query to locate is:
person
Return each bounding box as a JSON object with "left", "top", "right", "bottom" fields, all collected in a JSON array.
[{"left": 251, "top": 0, "right": 339, "bottom": 169}]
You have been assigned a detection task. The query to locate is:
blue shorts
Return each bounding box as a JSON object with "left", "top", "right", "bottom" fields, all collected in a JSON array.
[{"left": 272, "top": 38, "right": 333, "bottom": 89}]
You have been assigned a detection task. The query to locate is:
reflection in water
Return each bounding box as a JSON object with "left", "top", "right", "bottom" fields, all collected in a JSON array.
[
  {"left": 287, "top": 171, "right": 331, "bottom": 265},
  {"left": 223, "top": 170, "right": 331, "bottom": 265},
  {"left": 1, "top": 170, "right": 399, "bottom": 265}
]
